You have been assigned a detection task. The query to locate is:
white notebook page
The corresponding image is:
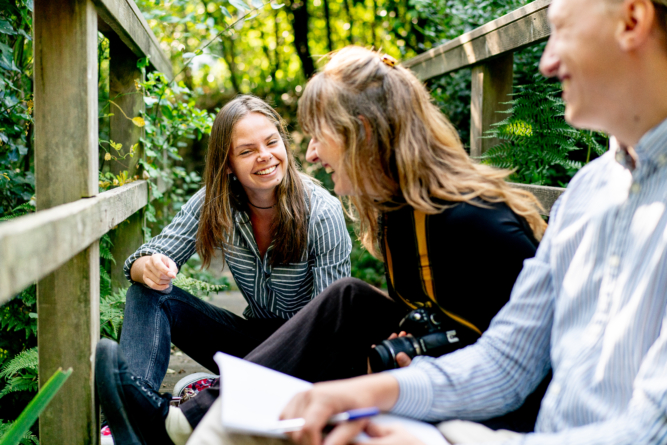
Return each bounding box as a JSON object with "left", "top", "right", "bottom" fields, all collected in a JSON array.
[{"left": 214, "top": 352, "right": 449, "bottom": 444}]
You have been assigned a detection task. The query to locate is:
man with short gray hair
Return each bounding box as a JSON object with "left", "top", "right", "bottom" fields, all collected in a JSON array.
[{"left": 234, "top": 0, "right": 667, "bottom": 443}]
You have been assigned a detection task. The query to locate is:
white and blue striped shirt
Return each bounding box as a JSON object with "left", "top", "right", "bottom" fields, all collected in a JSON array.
[
  {"left": 390, "top": 118, "right": 667, "bottom": 445},
  {"left": 124, "top": 179, "right": 351, "bottom": 320}
]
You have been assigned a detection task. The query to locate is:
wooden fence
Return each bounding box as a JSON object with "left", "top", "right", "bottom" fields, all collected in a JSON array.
[
  {"left": 0, "top": 0, "right": 172, "bottom": 442},
  {"left": 0, "top": 0, "right": 566, "bottom": 442},
  {"left": 404, "top": 0, "right": 565, "bottom": 215}
]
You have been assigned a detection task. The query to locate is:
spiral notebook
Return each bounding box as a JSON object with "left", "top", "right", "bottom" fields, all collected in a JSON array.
[{"left": 214, "top": 352, "right": 449, "bottom": 444}]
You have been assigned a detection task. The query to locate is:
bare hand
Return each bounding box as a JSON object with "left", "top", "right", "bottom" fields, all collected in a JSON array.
[
  {"left": 368, "top": 332, "right": 412, "bottom": 374},
  {"left": 280, "top": 375, "right": 400, "bottom": 445},
  {"left": 142, "top": 253, "right": 177, "bottom": 291},
  {"left": 364, "top": 422, "right": 427, "bottom": 445}
]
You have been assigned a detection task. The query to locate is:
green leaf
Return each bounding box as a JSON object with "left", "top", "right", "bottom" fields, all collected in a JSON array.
[
  {"left": 0, "top": 368, "right": 71, "bottom": 445},
  {"left": 220, "top": 5, "right": 233, "bottom": 18},
  {"left": 270, "top": 2, "right": 284, "bottom": 8},
  {"left": 0, "top": 20, "right": 16, "bottom": 35},
  {"left": 136, "top": 56, "right": 150, "bottom": 69},
  {"left": 228, "top": 0, "right": 249, "bottom": 12},
  {"left": 251, "top": 0, "right": 264, "bottom": 8}
]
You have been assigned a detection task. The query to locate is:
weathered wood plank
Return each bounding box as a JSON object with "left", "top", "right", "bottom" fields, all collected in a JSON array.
[
  {"left": 470, "top": 54, "right": 514, "bottom": 157},
  {"left": 510, "top": 183, "right": 565, "bottom": 216},
  {"left": 108, "top": 34, "right": 146, "bottom": 292},
  {"left": 0, "top": 181, "right": 149, "bottom": 304},
  {"left": 34, "top": 0, "right": 100, "bottom": 442},
  {"left": 403, "top": 0, "right": 551, "bottom": 81},
  {"left": 92, "top": 0, "right": 173, "bottom": 79}
]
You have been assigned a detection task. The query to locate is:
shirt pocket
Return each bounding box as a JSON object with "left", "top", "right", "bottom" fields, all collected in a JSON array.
[{"left": 269, "top": 261, "right": 313, "bottom": 312}]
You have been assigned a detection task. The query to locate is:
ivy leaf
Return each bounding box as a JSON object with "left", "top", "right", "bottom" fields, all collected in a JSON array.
[
  {"left": 228, "top": 0, "right": 249, "bottom": 12},
  {"left": 220, "top": 6, "right": 233, "bottom": 18},
  {"left": 161, "top": 105, "right": 173, "bottom": 120}
]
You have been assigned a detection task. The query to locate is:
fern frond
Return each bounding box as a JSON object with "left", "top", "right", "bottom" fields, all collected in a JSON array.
[{"left": 0, "top": 348, "right": 38, "bottom": 380}]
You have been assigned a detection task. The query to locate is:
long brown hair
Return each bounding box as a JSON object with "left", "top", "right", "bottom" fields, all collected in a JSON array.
[
  {"left": 298, "top": 46, "right": 546, "bottom": 256},
  {"left": 197, "top": 95, "right": 310, "bottom": 268}
]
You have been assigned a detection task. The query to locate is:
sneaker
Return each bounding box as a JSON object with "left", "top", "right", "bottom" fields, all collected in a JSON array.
[
  {"left": 172, "top": 372, "right": 218, "bottom": 406},
  {"left": 95, "top": 338, "right": 174, "bottom": 445},
  {"left": 101, "top": 424, "right": 115, "bottom": 444}
]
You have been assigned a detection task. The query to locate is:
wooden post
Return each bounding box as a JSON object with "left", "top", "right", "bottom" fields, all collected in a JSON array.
[
  {"left": 107, "top": 33, "right": 144, "bottom": 292},
  {"left": 34, "top": 0, "right": 100, "bottom": 443},
  {"left": 470, "top": 53, "right": 514, "bottom": 158}
]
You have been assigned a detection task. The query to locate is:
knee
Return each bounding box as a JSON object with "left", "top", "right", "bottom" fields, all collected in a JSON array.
[{"left": 317, "top": 277, "right": 380, "bottom": 309}]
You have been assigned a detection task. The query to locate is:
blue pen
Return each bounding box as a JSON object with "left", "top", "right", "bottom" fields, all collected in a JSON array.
[{"left": 271, "top": 407, "right": 380, "bottom": 434}]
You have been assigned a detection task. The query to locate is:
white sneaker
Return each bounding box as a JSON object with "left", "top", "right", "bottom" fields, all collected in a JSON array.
[{"left": 172, "top": 372, "right": 218, "bottom": 405}]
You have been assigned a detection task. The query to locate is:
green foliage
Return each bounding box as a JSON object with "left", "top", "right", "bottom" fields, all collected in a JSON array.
[
  {"left": 100, "top": 290, "right": 127, "bottom": 342},
  {"left": 0, "top": 348, "right": 36, "bottom": 401},
  {"left": 0, "top": 420, "right": 37, "bottom": 445},
  {"left": 0, "top": 368, "right": 71, "bottom": 445},
  {"left": 347, "top": 226, "right": 386, "bottom": 289},
  {"left": 175, "top": 254, "right": 230, "bottom": 299},
  {"left": 0, "top": 0, "right": 33, "bottom": 219},
  {"left": 482, "top": 75, "right": 608, "bottom": 186}
]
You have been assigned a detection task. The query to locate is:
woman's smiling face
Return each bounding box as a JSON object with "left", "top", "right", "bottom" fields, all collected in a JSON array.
[
  {"left": 306, "top": 134, "right": 354, "bottom": 196},
  {"left": 228, "top": 112, "right": 288, "bottom": 199}
]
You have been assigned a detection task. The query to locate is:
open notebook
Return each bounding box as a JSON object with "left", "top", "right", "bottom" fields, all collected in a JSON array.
[{"left": 214, "top": 352, "right": 449, "bottom": 444}]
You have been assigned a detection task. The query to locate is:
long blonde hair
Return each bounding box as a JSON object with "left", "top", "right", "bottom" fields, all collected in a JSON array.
[
  {"left": 298, "top": 46, "right": 546, "bottom": 256},
  {"left": 197, "top": 95, "right": 310, "bottom": 268}
]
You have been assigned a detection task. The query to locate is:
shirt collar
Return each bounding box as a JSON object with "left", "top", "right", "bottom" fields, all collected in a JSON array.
[{"left": 615, "top": 117, "right": 667, "bottom": 173}]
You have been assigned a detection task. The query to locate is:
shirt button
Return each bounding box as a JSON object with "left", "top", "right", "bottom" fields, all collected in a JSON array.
[
  {"left": 631, "top": 183, "right": 641, "bottom": 194},
  {"left": 609, "top": 255, "right": 620, "bottom": 267},
  {"left": 551, "top": 383, "right": 561, "bottom": 395}
]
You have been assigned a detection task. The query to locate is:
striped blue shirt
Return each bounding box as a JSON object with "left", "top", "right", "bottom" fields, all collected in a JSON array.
[
  {"left": 124, "top": 179, "right": 351, "bottom": 320},
  {"left": 389, "top": 118, "right": 667, "bottom": 445}
]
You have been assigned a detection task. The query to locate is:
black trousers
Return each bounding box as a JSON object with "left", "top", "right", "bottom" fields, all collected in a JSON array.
[{"left": 180, "top": 277, "right": 406, "bottom": 428}]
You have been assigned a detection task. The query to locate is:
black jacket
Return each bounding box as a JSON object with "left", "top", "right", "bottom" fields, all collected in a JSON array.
[{"left": 381, "top": 200, "right": 538, "bottom": 339}]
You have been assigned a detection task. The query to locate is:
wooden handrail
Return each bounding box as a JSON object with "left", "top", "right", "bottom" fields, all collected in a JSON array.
[
  {"left": 510, "top": 183, "right": 564, "bottom": 216},
  {"left": 93, "top": 0, "right": 173, "bottom": 80},
  {"left": 0, "top": 181, "right": 148, "bottom": 304},
  {"left": 403, "top": 0, "right": 551, "bottom": 81}
]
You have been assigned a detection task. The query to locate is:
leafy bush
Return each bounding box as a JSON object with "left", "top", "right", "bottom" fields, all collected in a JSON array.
[{"left": 482, "top": 76, "right": 608, "bottom": 186}]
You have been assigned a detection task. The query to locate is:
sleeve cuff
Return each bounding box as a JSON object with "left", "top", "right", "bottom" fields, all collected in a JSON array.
[{"left": 387, "top": 366, "right": 435, "bottom": 420}]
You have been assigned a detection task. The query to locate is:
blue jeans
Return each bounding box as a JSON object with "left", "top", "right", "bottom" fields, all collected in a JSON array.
[{"left": 119, "top": 284, "right": 285, "bottom": 390}]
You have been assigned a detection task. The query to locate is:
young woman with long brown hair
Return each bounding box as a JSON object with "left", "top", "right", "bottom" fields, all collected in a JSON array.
[
  {"left": 97, "top": 95, "right": 351, "bottom": 441},
  {"left": 95, "top": 48, "right": 547, "bottom": 444}
]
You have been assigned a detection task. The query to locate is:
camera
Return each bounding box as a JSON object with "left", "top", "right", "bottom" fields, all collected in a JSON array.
[{"left": 368, "top": 307, "right": 474, "bottom": 372}]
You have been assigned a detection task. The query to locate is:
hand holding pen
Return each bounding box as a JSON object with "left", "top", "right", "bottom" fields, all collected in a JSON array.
[{"left": 273, "top": 407, "right": 380, "bottom": 433}]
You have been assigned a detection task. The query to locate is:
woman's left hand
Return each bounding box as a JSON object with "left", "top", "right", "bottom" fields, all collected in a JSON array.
[
  {"left": 363, "top": 422, "right": 427, "bottom": 445},
  {"left": 387, "top": 332, "right": 413, "bottom": 368}
]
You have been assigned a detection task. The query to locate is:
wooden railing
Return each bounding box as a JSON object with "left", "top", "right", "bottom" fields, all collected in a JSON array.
[
  {"left": 404, "top": 0, "right": 564, "bottom": 215},
  {"left": 0, "top": 0, "right": 172, "bottom": 443}
]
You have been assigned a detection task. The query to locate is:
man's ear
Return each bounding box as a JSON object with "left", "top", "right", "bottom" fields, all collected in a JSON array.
[{"left": 616, "top": 0, "right": 657, "bottom": 51}]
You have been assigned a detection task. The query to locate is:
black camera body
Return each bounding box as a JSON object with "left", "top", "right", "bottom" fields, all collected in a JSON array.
[{"left": 368, "top": 307, "right": 467, "bottom": 372}]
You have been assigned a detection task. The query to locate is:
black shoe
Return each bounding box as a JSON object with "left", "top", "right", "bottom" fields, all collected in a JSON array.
[{"left": 95, "top": 338, "right": 174, "bottom": 445}]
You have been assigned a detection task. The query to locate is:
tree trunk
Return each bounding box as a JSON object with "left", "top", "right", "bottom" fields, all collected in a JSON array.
[
  {"left": 371, "top": 0, "right": 378, "bottom": 48},
  {"left": 220, "top": 37, "right": 240, "bottom": 93},
  {"left": 323, "top": 0, "right": 333, "bottom": 52},
  {"left": 344, "top": 0, "right": 354, "bottom": 44},
  {"left": 288, "top": 0, "right": 315, "bottom": 79}
]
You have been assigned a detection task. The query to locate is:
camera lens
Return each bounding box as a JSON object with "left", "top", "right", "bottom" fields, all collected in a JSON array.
[{"left": 368, "top": 336, "right": 421, "bottom": 372}]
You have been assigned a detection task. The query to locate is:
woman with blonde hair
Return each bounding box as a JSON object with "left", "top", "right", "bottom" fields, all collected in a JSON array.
[{"left": 96, "top": 49, "right": 548, "bottom": 444}]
